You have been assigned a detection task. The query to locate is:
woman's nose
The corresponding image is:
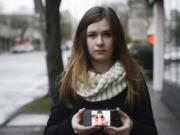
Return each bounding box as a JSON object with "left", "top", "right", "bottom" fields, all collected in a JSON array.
[{"left": 96, "top": 35, "right": 103, "bottom": 46}]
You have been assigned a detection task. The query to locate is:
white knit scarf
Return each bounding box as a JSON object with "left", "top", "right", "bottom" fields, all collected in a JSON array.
[{"left": 76, "top": 61, "right": 127, "bottom": 102}]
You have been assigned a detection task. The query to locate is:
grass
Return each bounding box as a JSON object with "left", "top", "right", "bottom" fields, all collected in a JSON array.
[{"left": 19, "top": 96, "right": 51, "bottom": 114}]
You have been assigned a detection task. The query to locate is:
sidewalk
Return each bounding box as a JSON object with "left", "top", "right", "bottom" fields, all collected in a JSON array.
[
  {"left": 0, "top": 82, "right": 180, "bottom": 135},
  {"left": 0, "top": 51, "right": 48, "bottom": 126},
  {"left": 0, "top": 113, "right": 48, "bottom": 135},
  {"left": 149, "top": 86, "right": 180, "bottom": 135}
]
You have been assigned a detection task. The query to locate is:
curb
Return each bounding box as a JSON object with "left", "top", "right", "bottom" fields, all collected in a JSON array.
[{"left": 0, "top": 109, "right": 20, "bottom": 128}]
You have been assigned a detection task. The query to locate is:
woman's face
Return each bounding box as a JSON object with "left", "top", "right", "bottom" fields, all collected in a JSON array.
[
  {"left": 86, "top": 18, "right": 114, "bottom": 64},
  {"left": 97, "top": 113, "right": 102, "bottom": 118}
]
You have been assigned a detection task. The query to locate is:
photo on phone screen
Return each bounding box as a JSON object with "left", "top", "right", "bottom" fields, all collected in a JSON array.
[
  {"left": 91, "top": 110, "right": 110, "bottom": 126},
  {"left": 83, "top": 110, "right": 121, "bottom": 127}
]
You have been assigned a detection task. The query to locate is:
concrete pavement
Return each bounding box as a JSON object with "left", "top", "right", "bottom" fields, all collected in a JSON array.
[
  {"left": 0, "top": 51, "right": 48, "bottom": 125},
  {"left": 150, "top": 89, "right": 180, "bottom": 135},
  {"left": 0, "top": 126, "right": 45, "bottom": 135}
]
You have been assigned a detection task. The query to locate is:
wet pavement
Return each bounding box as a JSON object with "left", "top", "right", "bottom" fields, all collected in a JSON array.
[
  {"left": 0, "top": 52, "right": 48, "bottom": 125},
  {"left": 150, "top": 89, "right": 180, "bottom": 135},
  {"left": 0, "top": 126, "right": 45, "bottom": 135},
  {"left": 7, "top": 114, "right": 48, "bottom": 127}
]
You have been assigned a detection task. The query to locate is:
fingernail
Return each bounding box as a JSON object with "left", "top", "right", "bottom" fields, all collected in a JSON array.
[{"left": 79, "top": 108, "right": 85, "bottom": 112}]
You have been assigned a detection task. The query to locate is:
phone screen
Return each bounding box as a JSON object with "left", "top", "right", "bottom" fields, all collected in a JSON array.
[
  {"left": 83, "top": 110, "right": 121, "bottom": 127},
  {"left": 91, "top": 110, "right": 110, "bottom": 126}
]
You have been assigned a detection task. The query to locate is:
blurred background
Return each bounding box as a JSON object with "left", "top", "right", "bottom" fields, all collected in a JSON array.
[{"left": 0, "top": 0, "right": 179, "bottom": 135}]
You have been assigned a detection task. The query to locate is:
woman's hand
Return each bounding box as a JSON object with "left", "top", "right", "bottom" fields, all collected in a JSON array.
[
  {"left": 72, "top": 108, "right": 100, "bottom": 135},
  {"left": 104, "top": 107, "right": 133, "bottom": 135}
]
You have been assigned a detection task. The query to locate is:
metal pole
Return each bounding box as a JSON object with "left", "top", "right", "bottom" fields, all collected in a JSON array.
[{"left": 153, "top": 0, "right": 165, "bottom": 91}]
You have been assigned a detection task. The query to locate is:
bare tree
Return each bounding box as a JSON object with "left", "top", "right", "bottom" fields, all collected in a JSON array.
[{"left": 45, "top": 0, "right": 63, "bottom": 101}]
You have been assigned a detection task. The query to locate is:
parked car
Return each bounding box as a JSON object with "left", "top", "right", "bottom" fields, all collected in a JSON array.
[
  {"left": 61, "top": 40, "right": 72, "bottom": 66},
  {"left": 11, "top": 40, "right": 34, "bottom": 53}
]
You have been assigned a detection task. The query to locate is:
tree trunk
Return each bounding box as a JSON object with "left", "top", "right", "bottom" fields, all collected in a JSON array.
[{"left": 45, "top": 0, "right": 63, "bottom": 101}]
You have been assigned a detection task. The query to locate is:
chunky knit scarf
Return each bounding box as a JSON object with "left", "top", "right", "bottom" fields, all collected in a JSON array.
[{"left": 76, "top": 61, "right": 127, "bottom": 102}]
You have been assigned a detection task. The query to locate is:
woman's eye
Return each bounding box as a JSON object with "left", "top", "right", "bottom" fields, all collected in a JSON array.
[
  {"left": 88, "top": 34, "right": 96, "bottom": 38},
  {"left": 104, "top": 33, "right": 112, "bottom": 37}
]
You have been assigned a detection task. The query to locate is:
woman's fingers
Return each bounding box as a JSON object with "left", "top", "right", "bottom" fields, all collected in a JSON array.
[
  {"left": 72, "top": 108, "right": 86, "bottom": 133},
  {"left": 103, "top": 108, "right": 133, "bottom": 135},
  {"left": 116, "top": 107, "right": 128, "bottom": 117},
  {"left": 116, "top": 107, "right": 129, "bottom": 124},
  {"left": 105, "top": 125, "right": 128, "bottom": 131},
  {"left": 104, "top": 126, "right": 118, "bottom": 135},
  {"left": 75, "top": 108, "right": 86, "bottom": 123},
  {"left": 78, "top": 108, "right": 86, "bottom": 113},
  {"left": 78, "top": 108, "right": 86, "bottom": 117},
  {"left": 75, "top": 125, "right": 94, "bottom": 132},
  {"left": 104, "top": 125, "right": 130, "bottom": 135},
  {"left": 116, "top": 107, "right": 133, "bottom": 133},
  {"left": 78, "top": 126, "right": 100, "bottom": 135},
  {"left": 75, "top": 125, "right": 101, "bottom": 135},
  {"left": 72, "top": 108, "right": 101, "bottom": 135}
]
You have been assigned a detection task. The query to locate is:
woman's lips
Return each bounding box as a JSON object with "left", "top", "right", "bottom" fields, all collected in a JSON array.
[{"left": 94, "top": 50, "right": 106, "bottom": 54}]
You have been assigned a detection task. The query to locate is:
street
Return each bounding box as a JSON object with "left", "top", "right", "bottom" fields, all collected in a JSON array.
[{"left": 0, "top": 51, "right": 48, "bottom": 125}]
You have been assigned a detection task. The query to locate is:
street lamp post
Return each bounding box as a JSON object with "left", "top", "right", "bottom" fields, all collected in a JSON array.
[{"left": 153, "top": 0, "right": 165, "bottom": 91}]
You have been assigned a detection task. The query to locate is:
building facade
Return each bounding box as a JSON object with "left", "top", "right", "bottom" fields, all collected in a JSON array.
[
  {"left": 128, "top": 0, "right": 152, "bottom": 41},
  {"left": 162, "top": 0, "right": 180, "bottom": 120},
  {"left": 0, "top": 14, "right": 44, "bottom": 52}
]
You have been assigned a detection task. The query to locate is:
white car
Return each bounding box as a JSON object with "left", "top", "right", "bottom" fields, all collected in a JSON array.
[
  {"left": 11, "top": 41, "right": 34, "bottom": 53},
  {"left": 61, "top": 40, "right": 72, "bottom": 66}
]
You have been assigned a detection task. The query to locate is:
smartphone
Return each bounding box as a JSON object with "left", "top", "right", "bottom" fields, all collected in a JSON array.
[{"left": 83, "top": 110, "right": 121, "bottom": 127}]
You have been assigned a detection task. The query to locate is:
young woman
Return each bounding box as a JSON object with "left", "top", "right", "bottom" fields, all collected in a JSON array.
[{"left": 44, "top": 6, "right": 158, "bottom": 135}]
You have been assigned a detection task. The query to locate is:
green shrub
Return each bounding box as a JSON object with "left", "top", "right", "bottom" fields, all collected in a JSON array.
[
  {"left": 129, "top": 44, "right": 153, "bottom": 80},
  {"left": 19, "top": 96, "right": 51, "bottom": 114},
  {"left": 137, "top": 45, "right": 153, "bottom": 79}
]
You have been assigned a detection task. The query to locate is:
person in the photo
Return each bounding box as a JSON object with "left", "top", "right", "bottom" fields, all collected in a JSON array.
[
  {"left": 44, "top": 6, "right": 158, "bottom": 135},
  {"left": 92, "top": 111, "right": 108, "bottom": 126}
]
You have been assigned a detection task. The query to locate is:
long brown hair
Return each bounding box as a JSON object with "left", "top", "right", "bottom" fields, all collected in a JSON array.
[{"left": 59, "top": 6, "right": 145, "bottom": 107}]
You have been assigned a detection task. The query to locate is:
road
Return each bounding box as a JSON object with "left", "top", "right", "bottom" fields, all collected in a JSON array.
[{"left": 0, "top": 51, "right": 48, "bottom": 125}]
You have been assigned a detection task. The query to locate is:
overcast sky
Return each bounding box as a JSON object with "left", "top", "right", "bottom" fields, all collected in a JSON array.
[
  {"left": 0, "top": 0, "right": 34, "bottom": 14},
  {"left": 0, "top": 0, "right": 102, "bottom": 15},
  {"left": 0, "top": 0, "right": 179, "bottom": 19},
  {"left": 0, "top": 0, "right": 127, "bottom": 18}
]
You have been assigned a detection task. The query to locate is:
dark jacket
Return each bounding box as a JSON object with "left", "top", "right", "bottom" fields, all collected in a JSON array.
[{"left": 44, "top": 82, "right": 158, "bottom": 135}]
